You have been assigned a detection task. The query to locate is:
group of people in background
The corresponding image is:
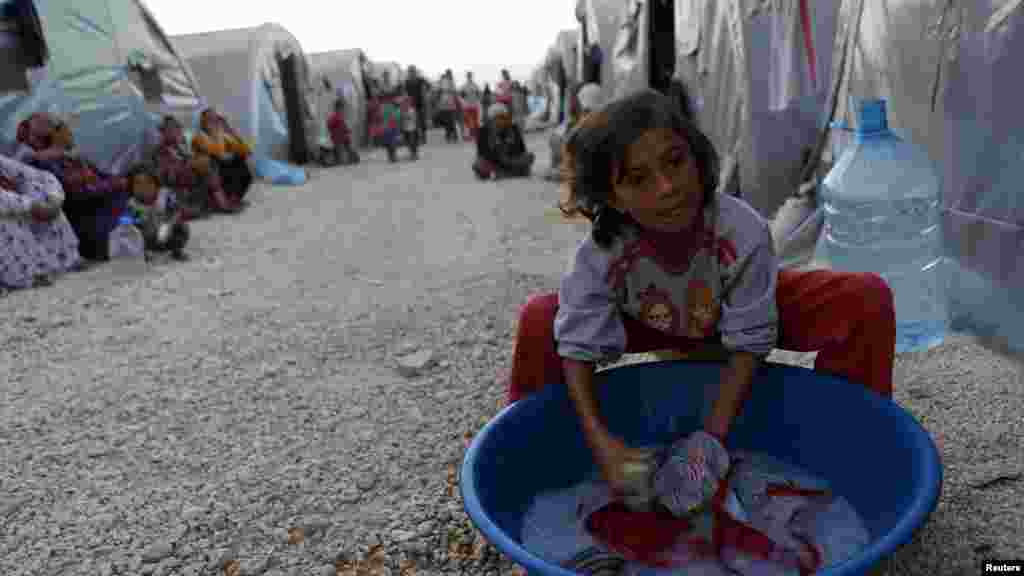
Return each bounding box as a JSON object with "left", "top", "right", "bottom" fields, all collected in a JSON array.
[
  {"left": 323, "top": 64, "right": 536, "bottom": 179},
  {"left": 1, "top": 108, "right": 254, "bottom": 292}
]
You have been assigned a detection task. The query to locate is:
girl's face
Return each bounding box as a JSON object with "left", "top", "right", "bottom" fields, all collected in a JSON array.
[
  {"left": 132, "top": 173, "right": 159, "bottom": 205},
  {"left": 609, "top": 128, "right": 703, "bottom": 234}
]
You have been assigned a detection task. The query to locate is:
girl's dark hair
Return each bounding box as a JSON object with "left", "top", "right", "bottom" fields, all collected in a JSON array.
[{"left": 558, "top": 88, "right": 720, "bottom": 248}]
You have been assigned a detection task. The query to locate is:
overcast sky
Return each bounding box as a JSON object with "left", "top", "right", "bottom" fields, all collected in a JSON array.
[{"left": 148, "top": 0, "right": 578, "bottom": 85}]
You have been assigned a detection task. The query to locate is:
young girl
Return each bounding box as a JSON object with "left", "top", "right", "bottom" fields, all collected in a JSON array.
[
  {"left": 504, "top": 89, "right": 896, "bottom": 499},
  {"left": 126, "top": 167, "right": 190, "bottom": 260},
  {"left": 327, "top": 98, "right": 360, "bottom": 166}
]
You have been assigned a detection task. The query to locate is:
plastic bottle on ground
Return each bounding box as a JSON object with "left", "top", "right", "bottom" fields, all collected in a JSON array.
[{"left": 815, "top": 99, "right": 948, "bottom": 353}]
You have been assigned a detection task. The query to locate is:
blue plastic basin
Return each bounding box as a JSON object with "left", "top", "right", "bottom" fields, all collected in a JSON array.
[{"left": 461, "top": 361, "right": 942, "bottom": 576}]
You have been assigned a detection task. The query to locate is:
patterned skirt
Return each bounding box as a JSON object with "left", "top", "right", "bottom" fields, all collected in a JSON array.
[{"left": 0, "top": 213, "right": 80, "bottom": 289}]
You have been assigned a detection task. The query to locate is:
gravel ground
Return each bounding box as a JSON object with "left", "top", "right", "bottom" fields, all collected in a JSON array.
[{"left": 1, "top": 131, "right": 1021, "bottom": 576}]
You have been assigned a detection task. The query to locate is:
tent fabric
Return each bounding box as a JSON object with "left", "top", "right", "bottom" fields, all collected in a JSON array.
[
  {"left": 172, "top": 23, "right": 320, "bottom": 164},
  {"left": 309, "top": 49, "right": 370, "bottom": 149},
  {"left": 589, "top": 0, "right": 840, "bottom": 218},
  {"left": 0, "top": 0, "right": 203, "bottom": 174},
  {"left": 827, "top": 0, "right": 1024, "bottom": 354},
  {"left": 576, "top": 0, "right": 622, "bottom": 106},
  {"left": 555, "top": 29, "right": 580, "bottom": 88}
]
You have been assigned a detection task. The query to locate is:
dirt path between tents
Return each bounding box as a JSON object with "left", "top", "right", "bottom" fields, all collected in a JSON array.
[{"left": 1, "top": 131, "right": 1021, "bottom": 576}]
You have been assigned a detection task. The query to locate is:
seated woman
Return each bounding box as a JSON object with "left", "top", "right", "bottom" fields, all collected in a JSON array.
[
  {"left": 473, "top": 103, "right": 535, "bottom": 180},
  {"left": 504, "top": 91, "right": 896, "bottom": 503},
  {"left": 546, "top": 82, "right": 602, "bottom": 182},
  {"left": 16, "top": 113, "right": 130, "bottom": 261},
  {"left": 192, "top": 109, "right": 253, "bottom": 207},
  {"left": 0, "top": 153, "right": 82, "bottom": 290},
  {"left": 154, "top": 115, "right": 238, "bottom": 216}
]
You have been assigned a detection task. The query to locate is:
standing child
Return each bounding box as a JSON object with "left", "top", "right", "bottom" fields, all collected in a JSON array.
[
  {"left": 327, "top": 98, "right": 360, "bottom": 165},
  {"left": 127, "top": 166, "right": 190, "bottom": 261},
  {"left": 400, "top": 95, "right": 420, "bottom": 161},
  {"left": 504, "top": 90, "right": 896, "bottom": 502}
]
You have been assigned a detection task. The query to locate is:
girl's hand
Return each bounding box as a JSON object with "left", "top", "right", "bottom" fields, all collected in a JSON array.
[{"left": 591, "top": 429, "right": 655, "bottom": 497}]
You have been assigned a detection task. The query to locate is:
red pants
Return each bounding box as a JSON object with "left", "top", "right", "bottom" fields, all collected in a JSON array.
[
  {"left": 463, "top": 106, "right": 480, "bottom": 141},
  {"left": 506, "top": 269, "right": 895, "bottom": 404}
]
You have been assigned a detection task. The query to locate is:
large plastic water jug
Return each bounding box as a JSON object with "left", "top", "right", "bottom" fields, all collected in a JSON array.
[
  {"left": 108, "top": 214, "right": 147, "bottom": 274},
  {"left": 815, "top": 99, "right": 947, "bottom": 353}
]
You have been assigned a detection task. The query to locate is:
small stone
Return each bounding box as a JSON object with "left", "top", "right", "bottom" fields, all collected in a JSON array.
[
  {"left": 417, "top": 520, "right": 435, "bottom": 535},
  {"left": 317, "top": 565, "right": 335, "bottom": 576},
  {"left": 391, "top": 529, "right": 416, "bottom": 543},
  {"left": 356, "top": 473, "right": 377, "bottom": 491},
  {"left": 141, "top": 540, "right": 174, "bottom": 563},
  {"left": 397, "top": 340, "right": 419, "bottom": 355},
  {"left": 92, "top": 513, "right": 117, "bottom": 527},
  {"left": 395, "top": 349, "right": 436, "bottom": 377},
  {"left": 0, "top": 496, "right": 29, "bottom": 519},
  {"left": 208, "top": 548, "right": 234, "bottom": 570},
  {"left": 339, "top": 490, "right": 361, "bottom": 504},
  {"left": 181, "top": 506, "right": 206, "bottom": 525},
  {"left": 240, "top": 557, "right": 270, "bottom": 576}
]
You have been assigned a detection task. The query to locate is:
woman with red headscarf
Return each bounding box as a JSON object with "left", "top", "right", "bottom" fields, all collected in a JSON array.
[
  {"left": 191, "top": 108, "right": 252, "bottom": 209},
  {"left": 16, "top": 113, "right": 131, "bottom": 261}
]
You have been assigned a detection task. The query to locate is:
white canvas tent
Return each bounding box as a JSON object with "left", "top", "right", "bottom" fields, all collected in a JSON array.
[
  {"left": 574, "top": 0, "right": 622, "bottom": 106},
  {"left": 0, "top": 0, "right": 204, "bottom": 173},
  {"left": 587, "top": 0, "right": 842, "bottom": 219},
  {"left": 308, "top": 49, "right": 370, "bottom": 148},
  {"left": 172, "top": 23, "right": 320, "bottom": 166}
]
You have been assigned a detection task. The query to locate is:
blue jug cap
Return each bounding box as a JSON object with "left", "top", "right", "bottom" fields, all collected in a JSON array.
[
  {"left": 118, "top": 214, "right": 135, "bottom": 226},
  {"left": 856, "top": 99, "right": 889, "bottom": 135}
]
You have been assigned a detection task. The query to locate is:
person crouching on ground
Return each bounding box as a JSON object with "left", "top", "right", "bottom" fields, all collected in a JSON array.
[
  {"left": 400, "top": 94, "right": 420, "bottom": 161},
  {"left": 547, "top": 82, "right": 603, "bottom": 182},
  {"left": 15, "top": 113, "right": 132, "bottom": 261},
  {"left": 154, "top": 116, "right": 238, "bottom": 217},
  {"left": 193, "top": 109, "right": 252, "bottom": 208},
  {"left": 327, "top": 97, "right": 360, "bottom": 166},
  {"left": 126, "top": 166, "right": 189, "bottom": 261},
  {"left": 503, "top": 89, "right": 896, "bottom": 500},
  {"left": 473, "top": 103, "right": 535, "bottom": 180}
]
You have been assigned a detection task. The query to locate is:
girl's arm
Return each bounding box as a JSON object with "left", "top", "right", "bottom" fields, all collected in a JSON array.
[
  {"left": 705, "top": 351, "right": 760, "bottom": 441},
  {"left": 712, "top": 213, "right": 780, "bottom": 441},
  {"left": 564, "top": 359, "right": 606, "bottom": 443}
]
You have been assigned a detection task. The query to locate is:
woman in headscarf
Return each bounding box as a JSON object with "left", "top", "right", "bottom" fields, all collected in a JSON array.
[
  {"left": 545, "top": 83, "right": 602, "bottom": 182},
  {"left": 192, "top": 109, "right": 253, "bottom": 207},
  {"left": 0, "top": 152, "right": 81, "bottom": 290},
  {"left": 16, "top": 113, "right": 131, "bottom": 261},
  {"left": 436, "top": 70, "right": 460, "bottom": 143},
  {"left": 472, "top": 103, "right": 535, "bottom": 180},
  {"left": 153, "top": 115, "right": 239, "bottom": 216}
]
